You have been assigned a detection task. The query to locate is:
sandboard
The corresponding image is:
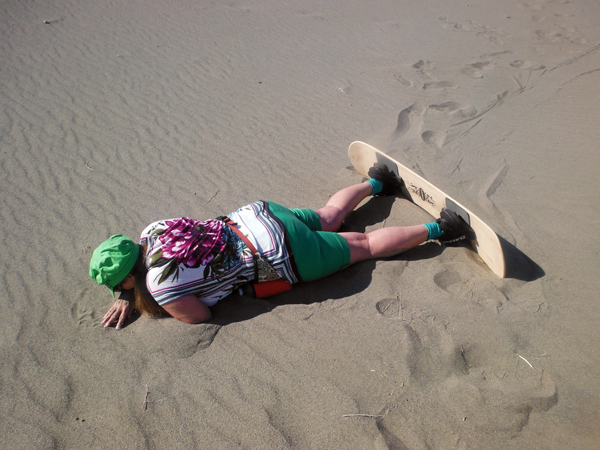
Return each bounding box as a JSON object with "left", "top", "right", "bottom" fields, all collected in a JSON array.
[{"left": 348, "top": 141, "right": 505, "bottom": 278}]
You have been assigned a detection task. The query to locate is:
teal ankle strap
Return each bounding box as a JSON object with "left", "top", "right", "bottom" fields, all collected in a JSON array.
[
  {"left": 366, "top": 179, "right": 383, "bottom": 195},
  {"left": 424, "top": 222, "right": 443, "bottom": 240}
]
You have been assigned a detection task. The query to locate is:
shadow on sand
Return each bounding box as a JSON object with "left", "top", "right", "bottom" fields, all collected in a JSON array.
[
  {"left": 120, "top": 197, "right": 545, "bottom": 328},
  {"left": 499, "top": 235, "right": 545, "bottom": 282},
  {"left": 212, "top": 197, "right": 444, "bottom": 326}
]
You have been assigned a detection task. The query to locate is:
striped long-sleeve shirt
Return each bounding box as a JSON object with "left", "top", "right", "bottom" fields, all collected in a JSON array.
[{"left": 141, "top": 201, "right": 298, "bottom": 306}]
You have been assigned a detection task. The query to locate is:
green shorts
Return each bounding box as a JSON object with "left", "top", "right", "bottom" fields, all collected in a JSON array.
[{"left": 267, "top": 202, "right": 351, "bottom": 282}]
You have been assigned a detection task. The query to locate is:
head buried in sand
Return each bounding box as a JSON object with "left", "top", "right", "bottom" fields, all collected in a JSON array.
[{"left": 89, "top": 234, "right": 139, "bottom": 296}]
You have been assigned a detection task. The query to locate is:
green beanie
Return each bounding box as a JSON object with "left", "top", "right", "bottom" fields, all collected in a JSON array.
[{"left": 89, "top": 235, "right": 139, "bottom": 296}]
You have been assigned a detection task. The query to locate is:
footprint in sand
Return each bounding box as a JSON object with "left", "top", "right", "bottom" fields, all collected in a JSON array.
[
  {"left": 71, "top": 289, "right": 103, "bottom": 328},
  {"left": 429, "top": 101, "right": 477, "bottom": 120},
  {"left": 510, "top": 60, "right": 546, "bottom": 70},
  {"left": 71, "top": 301, "right": 101, "bottom": 328},
  {"left": 392, "top": 103, "right": 425, "bottom": 140},
  {"left": 421, "top": 130, "right": 447, "bottom": 149},
  {"left": 439, "top": 16, "right": 510, "bottom": 44},
  {"left": 428, "top": 101, "right": 462, "bottom": 113},
  {"left": 421, "top": 101, "right": 478, "bottom": 149},
  {"left": 391, "top": 51, "right": 525, "bottom": 156},
  {"left": 535, "top": 28, "right": 587, "bottom": 44},
  {"left": 423, "top": 81, "right": 458, "bottom": 90},
  {"left": 433, "top": 267, "right": 465, "bottom": 295},
  {"left": 480, "top": 50, "right": 513, "bottom": 60},
  {"left": 433, "top": 262, "right": 550, "bottom": 318},
  {"left": 373, "top": 297, "right": 558, "bottom": 448},
  {"left": 412, "top": 59, "right": 434, "bottom": 72},
  {"left": 411, "top": 59, "right": 464, "bottom": 90},
  {"left": 461, "top": 61, "right": 491, "bottom": 78},
  {"left": 394, "top": 74, "right": 413, "bottom": 87},
  {"left": 433, "top": 267, "right": 514, "bottom": 315},
  {"left": 375, "top": 296, "right": 402, "bottom": 319}
]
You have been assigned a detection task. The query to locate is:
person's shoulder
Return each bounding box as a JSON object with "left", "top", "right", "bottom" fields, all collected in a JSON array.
[{"left": 139, "top": 218, "right": 181, "bottom": 240}]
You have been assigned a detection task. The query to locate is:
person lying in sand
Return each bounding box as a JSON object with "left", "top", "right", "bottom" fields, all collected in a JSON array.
[{"left": 89, "top": 164, "right": 472, "bottom": 329}]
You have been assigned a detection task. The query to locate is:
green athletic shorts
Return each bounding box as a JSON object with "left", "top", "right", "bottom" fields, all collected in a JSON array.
[{"left": 267, "top": 202, "right": 351, "bottom": 282}]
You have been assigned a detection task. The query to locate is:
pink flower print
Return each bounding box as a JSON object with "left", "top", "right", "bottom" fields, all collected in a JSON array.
[{"left": 157, "top": 218, "right": 225, "bottom": 268}]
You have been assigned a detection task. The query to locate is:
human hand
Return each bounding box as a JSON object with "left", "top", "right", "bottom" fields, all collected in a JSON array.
[{"left": 101, "top": 298, "right": 133, "bottom": 330}]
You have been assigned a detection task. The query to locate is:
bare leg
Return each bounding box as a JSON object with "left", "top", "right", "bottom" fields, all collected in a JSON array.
[
  {"left": 315, "top": 182, "right": 430, "bottom": 264},
  {"left": 315, "top": 183, "right": 372, "bottom": 232},
  {"left": 340, "top": 225, "right": 429, "bottom": 265}
]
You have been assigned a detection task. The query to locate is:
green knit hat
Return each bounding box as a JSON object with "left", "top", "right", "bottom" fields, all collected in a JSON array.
[{"left": 89, "top": 235, "right": 139, "bottom": 296}]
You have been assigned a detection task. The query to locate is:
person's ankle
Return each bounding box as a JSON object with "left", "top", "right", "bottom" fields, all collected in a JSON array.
[
  {"left": 366, "top": 179, "right": 383, "bottom": 195},
  {"left": 423, "top": 222, "right": 443, "bottom": 240}
]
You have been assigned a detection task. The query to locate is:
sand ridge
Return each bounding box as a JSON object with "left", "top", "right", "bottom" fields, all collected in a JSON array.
[{"left": 1, "top": 0, "right": 600, "bottom": 448}]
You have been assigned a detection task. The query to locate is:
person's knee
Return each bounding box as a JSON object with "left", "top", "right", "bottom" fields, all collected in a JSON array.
[
  {"left": 316, "top": 206, "right": 344, "bottom": 232},
  {"left": 345, "top": 233, "right": 373, "bottom": 264}
]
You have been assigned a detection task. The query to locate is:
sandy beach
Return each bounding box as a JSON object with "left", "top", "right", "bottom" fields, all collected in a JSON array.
[{"left": 1, "top": 0, "right": 599, "bottom": 448}]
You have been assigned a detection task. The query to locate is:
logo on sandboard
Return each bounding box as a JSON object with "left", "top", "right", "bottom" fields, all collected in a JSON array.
[{"left": 408, "top": 183, "right": 435, "bottom": 206}]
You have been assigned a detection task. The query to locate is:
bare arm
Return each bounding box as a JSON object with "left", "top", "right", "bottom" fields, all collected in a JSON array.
[{"left": 161, "top": 295, "right": 212, "bottom": 324}]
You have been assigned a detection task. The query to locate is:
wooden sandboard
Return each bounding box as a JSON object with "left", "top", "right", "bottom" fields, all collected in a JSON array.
[{"left": 349, "top": 141, "right": 505, "bottom": 278}]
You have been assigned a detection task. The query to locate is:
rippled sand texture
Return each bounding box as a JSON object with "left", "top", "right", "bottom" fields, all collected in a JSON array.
[{"left": 1, "top": 0, "right": 599, "bottom": 448}]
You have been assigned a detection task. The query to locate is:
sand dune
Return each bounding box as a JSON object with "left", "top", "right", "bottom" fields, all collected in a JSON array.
[{"left": 1, "top": 0, "right": 599, "bottom": 448}]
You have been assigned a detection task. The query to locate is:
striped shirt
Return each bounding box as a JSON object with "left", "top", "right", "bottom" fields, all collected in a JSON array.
[{"left": 140, "top": 201, "right": 298, "bottom": 306}]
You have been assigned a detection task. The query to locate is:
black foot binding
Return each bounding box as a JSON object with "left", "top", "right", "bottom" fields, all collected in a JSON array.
[
  {"left": 367, "top": 162, "right": 404, "bottom": 196},
  {"left": 437, "top": 208, "right": 476, "bottom": 245}
]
